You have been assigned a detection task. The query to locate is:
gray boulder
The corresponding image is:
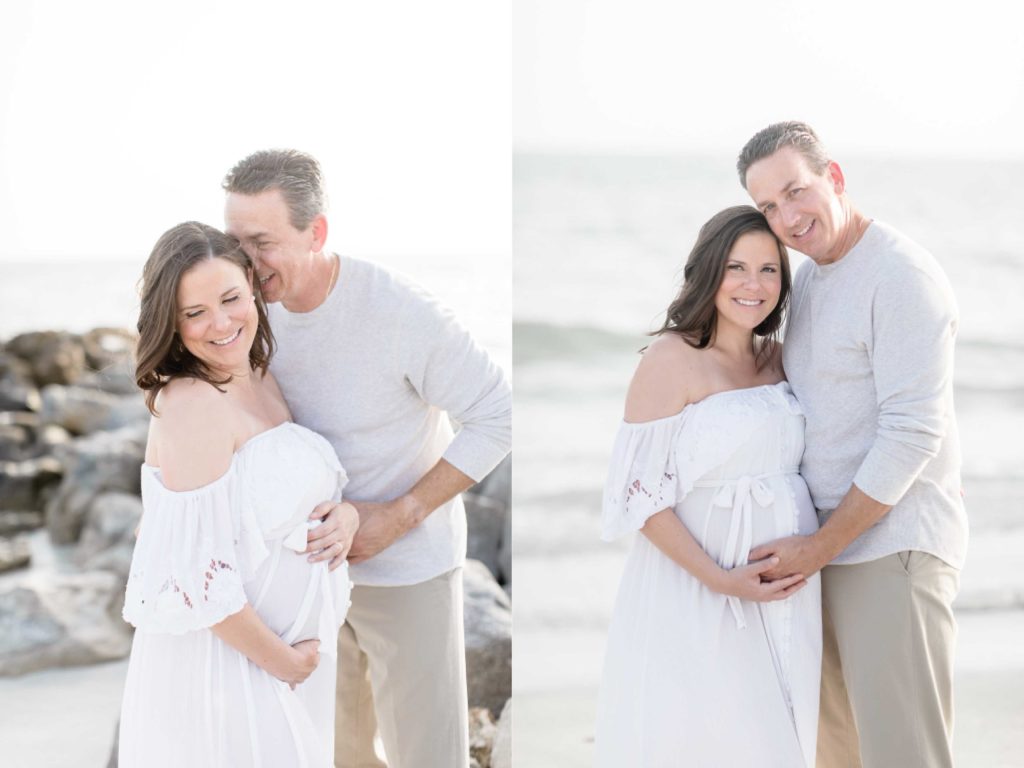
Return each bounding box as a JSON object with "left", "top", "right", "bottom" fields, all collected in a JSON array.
[
  {"left": 464, "top": 558, "right": 512, "bottom": 716},
  {"left": 0, "top": 455, "right": 63, "bottom": 512},
  {"left": 39, "top": 384, "right": 148, "bottom": 436},
  {"left": 0, "top": 412, "right": 72, "bottom": 462},
  {"left": 491, "top": 699, "right": 512, "bottom": 768},
  {"left": 498, "top": 498, "right": 511, "bottom": 590},
  {"left": 467, "top": 455, "right": 512, "bottom": 586},
  {"left": 45, "top": 423, "right": 147, "bottom": 545},
  {"left": 77, "top": 491, "right": 143, "bottom": 579},
  {"left": 474, "top": 454, "right": 511, "bottom": 509},
  {"left": 469, "top": 706, "right": 498, "bottom": 768},
  {"left": 0, "top": 570, "right": 132, "bottom": 676},
  {"left": 0, "top": 352, "right": 41, "bottom": 412},
  {"left": 77, "top": 360, "right": 139, "bottom": 397},
  {"left": 81, "top": 328, "right": 137, "bottom": 371},
  {"left": 78, "top": 328, "right": 139, "bottom": 397},
  {"left": 6, "top": 331, "right": 86, "bottom": 386},
  {"left": 0, "top": 510, "right": 45, "bottom": 536},
  {"left": 0, "top": 535, "right": 31, "bottom": 573},
  {"left": 0, "top": 422, "right": 33, "bottom": 461},
  {"left": 465, "top": 493, "right": 508, "bottom": 583}
]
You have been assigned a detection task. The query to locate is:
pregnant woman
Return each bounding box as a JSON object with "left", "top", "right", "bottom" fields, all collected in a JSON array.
[
  {"left": 118, "top": 222, "right": 359, "bottom": 767},
  {"left": 594, "top": 206, "right": 822, "bottom": 767}
]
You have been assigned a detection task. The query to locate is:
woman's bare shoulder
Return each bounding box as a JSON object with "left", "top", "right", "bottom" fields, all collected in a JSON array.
[
  {"left": 623, "top": 334, "right": 711, "bottom": 423},
  {"left": 150, "top": 378, "right": 238, "bottom": 491}
]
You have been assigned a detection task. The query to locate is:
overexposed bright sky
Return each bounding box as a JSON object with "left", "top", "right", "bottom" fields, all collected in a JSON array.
[
  {"left": 514, "top": 0, "right": 1024, "bottom": 157},
  {"left": 0, "top": 0, "right": 510, "bottom": 261}
]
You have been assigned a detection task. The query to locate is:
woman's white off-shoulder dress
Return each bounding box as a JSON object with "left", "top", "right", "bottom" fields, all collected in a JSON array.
[
  {"left": 595, "top": 383, "right": 822, "bottom": 768},
  {"left": 119, "top": 422, "right": 352, "bottom": 768}
]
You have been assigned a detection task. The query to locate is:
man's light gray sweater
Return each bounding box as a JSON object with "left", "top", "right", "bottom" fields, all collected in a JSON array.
[
  {"left": 268, "top": 255, "right": 512, "bottom": 586},
  {"left": 783, "top": 222, "right": 968, "bottom": 568}
]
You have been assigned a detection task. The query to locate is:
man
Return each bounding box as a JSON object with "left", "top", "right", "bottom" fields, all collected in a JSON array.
[
  {"left": 223, "top": 149, "right": 512, "bottom": 768},
  {"left": 737, "top": 123, "right": 967, "bottom": 768}
]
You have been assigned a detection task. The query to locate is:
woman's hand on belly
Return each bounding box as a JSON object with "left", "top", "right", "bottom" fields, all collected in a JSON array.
[
  {"left": 709, "top": 557, "right": 808, "bottom": 602},
  {"left": 279, "top": 639, "right": 322, "bottom": 690}
]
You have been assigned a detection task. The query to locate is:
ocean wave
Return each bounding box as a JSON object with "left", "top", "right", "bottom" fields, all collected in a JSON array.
[{"left": 514, "top": 321, "right": 647, "bottom": 364}]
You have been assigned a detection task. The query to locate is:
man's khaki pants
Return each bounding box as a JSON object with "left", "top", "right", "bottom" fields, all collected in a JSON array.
[
  {"left": 334, "top": 567, "right": 469, "bottom": 768},
  {"left": 817, "top": 552, "right": 960, "bottom": 768}
]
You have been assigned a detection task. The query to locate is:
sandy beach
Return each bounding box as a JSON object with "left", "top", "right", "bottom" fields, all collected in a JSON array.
[
  {"left": 513, "top": 528, "right": 1024, "bottom": 768},
  {"left": 514, "top": 610, "right": 1024, "bottom": 768},
  {"left": 1, "top": 546, "right": 1021, "bottom": 767}
]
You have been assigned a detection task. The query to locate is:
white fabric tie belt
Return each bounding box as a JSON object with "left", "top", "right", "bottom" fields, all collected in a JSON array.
[
  {"left": 694, "top": 468, "right": 798, "bottom": 630},
  {"left": 282, "top": 519, "right": 319, "bottom": 554}
]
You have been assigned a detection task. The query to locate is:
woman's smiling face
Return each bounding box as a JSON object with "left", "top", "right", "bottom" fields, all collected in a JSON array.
[
  {"left": 713, "top": 229, "right": 783, "bottom": 334},
  {"left": 175, "top": 256, "right": 258, "bottom": 376}
]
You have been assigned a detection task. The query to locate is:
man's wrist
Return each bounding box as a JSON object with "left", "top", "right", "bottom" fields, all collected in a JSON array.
[
  {"left": 810, "top": 528, "right": 844, "bottom": 565},
  {"left": 397, "top": 493, "right": 429, "bottom": 530}
]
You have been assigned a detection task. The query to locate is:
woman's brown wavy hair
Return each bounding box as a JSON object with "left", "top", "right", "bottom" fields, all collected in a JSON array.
[
  {"left": 135, "top": 222, "right": 275, "bottom": 414},
  {"left": 651, "top": 205, "right": 790, "bottom": 370}
]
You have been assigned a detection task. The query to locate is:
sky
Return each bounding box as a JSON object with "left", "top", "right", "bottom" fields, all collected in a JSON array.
[
  {"left": 4, "top": 2, "right": 1022, "bottom": 259},
  {"left": 0, "top": 0, "right": 510, "bottom": 261},
  {"left": 514, "top": 0, "right": 1024, "bottom": 158}
]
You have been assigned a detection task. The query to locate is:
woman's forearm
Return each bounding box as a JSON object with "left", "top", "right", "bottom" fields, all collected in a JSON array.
[
  {"left": 641, "top": 509, "right": 726, "bottom": 590},
  {"left": 211, "top": 603, "right": 297, "bottom": 680}
]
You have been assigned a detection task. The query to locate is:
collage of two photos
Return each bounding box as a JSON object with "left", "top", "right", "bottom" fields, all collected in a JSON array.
[{"left": 2, "top": 1, "right": 1024, "bottom": 767}]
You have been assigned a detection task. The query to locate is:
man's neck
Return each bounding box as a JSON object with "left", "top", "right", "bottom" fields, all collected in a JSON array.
[
  {"left": 282, "top": 252, "right": 340, "bottom": 313},
  {"left": 818, "top": 205, "right": 871, "bottom": 266}
]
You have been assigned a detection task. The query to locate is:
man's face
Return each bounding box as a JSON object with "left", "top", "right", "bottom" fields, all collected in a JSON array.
[
  {"left": 224, "top": 189, "right": 317, "bottom": 306},
  {"left": 744, "top": 146, "right": 848, "bottom": 265}
]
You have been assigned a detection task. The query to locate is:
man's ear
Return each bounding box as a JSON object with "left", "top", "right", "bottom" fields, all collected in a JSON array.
[
  {"left": 311, "top": 214, "right": 328, "bottom": 253},
  {"left": 828, "top": 161, "right": 846, "bottom": 194}
]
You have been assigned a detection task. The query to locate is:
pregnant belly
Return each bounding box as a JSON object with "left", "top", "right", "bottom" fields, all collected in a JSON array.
[
  {"left": 244, "top": 545, "right": 349, "bottom": 643},
  {"left": 678, "top": 475, "right": 818, "bottom": 567}
]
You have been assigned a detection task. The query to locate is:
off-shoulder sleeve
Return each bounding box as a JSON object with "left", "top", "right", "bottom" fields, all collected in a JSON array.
[
  {"left": 123, "top": 464, "right": 268, "bottom": 635},
  {"left": 601, "top": 411, "right": 687, "bottom": 541}
]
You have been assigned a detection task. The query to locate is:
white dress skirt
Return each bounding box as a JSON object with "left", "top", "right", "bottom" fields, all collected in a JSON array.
[
  {"left": 595, "top": 383, "right": 822, "bottom": 768},
  {"left": 119, "top": 422, "right": 352, "bottom": 768}
]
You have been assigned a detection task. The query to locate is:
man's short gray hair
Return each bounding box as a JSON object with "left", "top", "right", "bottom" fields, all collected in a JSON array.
[
  {"left": 222, "top": 149, "right": 326, "bottom": 230},
  {"left": 736, "top": 121, "right": 831, "bottom": 189}
]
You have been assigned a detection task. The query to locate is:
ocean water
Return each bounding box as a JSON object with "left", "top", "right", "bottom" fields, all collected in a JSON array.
[
  {"left": 513, "top": 152, "right": 1024, "bottom": 637},
  {"left": 0, "top": 253, "right": 512, "bottom": 374}
]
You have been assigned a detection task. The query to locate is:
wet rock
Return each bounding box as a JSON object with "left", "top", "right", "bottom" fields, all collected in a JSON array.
[
  {"left": 0, "top": 570, "right": 132, "bottom": 676},
  {"left": 469, "top": 706, "right": 498, "bottom": 768},
  {"left": 0, "top": 455, "right": 63, "bottom": 512},
  {"left": 0, "top": 535, "right": 31, "bottom": 573},
  {"left": 465, "top": 493, "right": 508, "bottom": 583},
  {"left": 470, "top": 456, "right": 511, "bottom": 586},
  {"left": 77, "top": 360, "right": 138, "bottom": 397},
  {"left": 0, "top": 412, "right": 71, "bottom": 461},
  {"left": 0, "top": 352, "right": 41, "bottom": 412},
  {"left": 474, "top": 454, "right": 511, "bottom": 509},
  {"left": 0, "top": 511, "right": 45, "bottom": 536},
  {"left": 82, "top": 328, "right": 136, "bottom": 371},
  {"left": 0, "top": 422, "right": 33, "bottom": 460},
  {"left": 46, "top": 423, "right": 147, "bottom": 545},
  {"left": 492, "top": 699, "right": 511, "bottom": 768},
  {"left": 39, "top": 385, "right": 148, "bottom": 436},
  {"left": 0, "top": 411, "right": 39, "bottom": 429},
  {"left": 76, "top": 492, "right": 143, "bottom": 579},
  {"left": 6, "top": 331, "right": 86, "bottom": 386},
  {"left": 464, "top": 558, "right": 512, "bottom": 716},
  {"left": 498, "top": 499, "right": 511, "bottom": 590}
]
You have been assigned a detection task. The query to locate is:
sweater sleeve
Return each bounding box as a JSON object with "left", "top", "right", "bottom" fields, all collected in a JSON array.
[
  {"left": 396, "top": 287, "right": 511, "bottom": 482},
  {"left": 852, "top": 262, "right": 958, "bottom": 505}
]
